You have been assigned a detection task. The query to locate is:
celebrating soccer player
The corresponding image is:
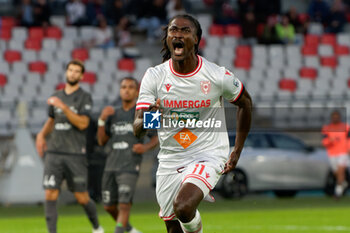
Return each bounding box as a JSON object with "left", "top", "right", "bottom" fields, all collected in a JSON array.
[
  {"left": 134, "top": 14, "right": 252, "bottom": 233},
  {"left": 36, "top": 60, "right": 104, "bottom": 233}
]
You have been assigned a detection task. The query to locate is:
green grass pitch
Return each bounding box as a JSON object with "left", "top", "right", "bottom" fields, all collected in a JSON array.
[{"left": 1, "top": 196, "right": 350, "bottom": 233}]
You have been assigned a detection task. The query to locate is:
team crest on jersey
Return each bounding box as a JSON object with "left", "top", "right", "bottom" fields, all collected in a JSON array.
[
  {"left": 165, "top": 83, "right": 172, "bottom": 92},
  {"left": 200, "top": 81, "right": 211, "bottom": 95}
]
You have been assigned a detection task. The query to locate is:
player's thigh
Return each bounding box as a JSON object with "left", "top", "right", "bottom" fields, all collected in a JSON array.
[
  {"left": 63, "top": 155, "right": 88, "bottom": 192},
  {"left": 156, "top": 173, "right": 183, "bottom": 221},
  {"left": 102, "top": 172, "right": 119, "bottom": 206},
  {"left": 115, "top": 173, "right": 139, "bottom": 204},
  {"left": 182, "top": 162, "right": 221, "bottom": 198},
  {"left": 338, "top": 155, "right": 350, "bottom": 168},
  {"left": 43, "top": 153, "right": 64, "bottom": 190}
]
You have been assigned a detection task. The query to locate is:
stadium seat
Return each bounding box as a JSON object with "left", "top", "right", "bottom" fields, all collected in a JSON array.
[
  {"left": 334, "top": 45, "right": 350, "bottom": 55},
  {"left": 28, "top": 27, "right": 45, "bottom": 40},
  {"left": 209, "top": 24, "right": 225, "bottom": 36},
  {"left": 29, "top": 61, "right": 47, "bottom": 74},
  {"left": 84, "top": 60, "right": 100, "bottom": 72},
  {"left": 304, "top": 34, "right": 319, "bottom": 46},
  {"left": 42, "top": 39, "right": 58, "bottom": 50},
  {"left": 338, "top": 56, "right": 350, "bottom": 67},
  {"left": 206, "top": 36, "right": 221, "bottom": 48},
  {"left": 223, "top": 36, "right": 238, "bottom": 46},
  {"left": 22, "top": 50, "right": 38, "bottom": 62},
  {"left": 72, "top": 48, "right": 89, "bottom": 61},
  {"left": 301, "top": 45, "right": 317, "bottom": 56},
  {"left": 337, "top": 33, "right": 350, "bottom": 46},
  {"left": 26, "top": 73, "right": 42, "bottom": 85},
  {"left": 12, "top": 62, "right": 28, "bottom": 75},
  {"left": 79, "top": 26, "right": 96, "bottom": 40},
  {"left": 63, "top": 27, "right": 79, "bottom": 40},
  {"left": 118, "top": 58, "right": 135, "bottom": 72},
  {"left": 308, "top": 23, "right": 323, "bottom": 35},
  {"left": 0, "top": 28, "right": 11, "bottom": 41},
  {"left": 199, "top": 38, "right": 206, "bottom": 50},
  {"left": 11, "top": 27, "right": 27, "bottom": 41},
  {"left": 1, "top": 17, "right": 16, "bottom": 29},
  {"left": 321, "top": 34, "right": 336, "bottom": 46},
  {"left": 348, "top": 79, "right": 350, "bottom": 88},
  {"left": 304, "top": 56, "right": 320, "bottom": 67},
  {"left": 318, "top": 45, "right": 333, "bottom": 56},
  {"left": 236, "top": 45, "right": 252, "bottom": 60},
  {"left": 82, "top": 72, "right": 97, "bottom": 84},
  {"left": 0, "top": 63, "right": 10, "bottom": 74},
  {"left": 225, "top": 24, "right": 242, "bottom": 37},
  {"left": 234, "top": 58, "right": 251, "bottom": 70},
  {"left": 25, "top": 39, "right": 42, "bottom": 51},
  {"left": 0, "top": 74, "right": 7, "bottom": 87},
  {"left": 90, "top": 48, "right": 105, "bottom": 61},
  {"left": 46, "top": 27, "right": 62, "bottom": 39},
  {"left": 300, "top": 67, "right": 317, "bottom": 80},
  {"left": 8, "top": 40, "right": 24, "bottom": 50},
  {"left": 320, "top": 56, "right": 337, "bottom": 68},
  {"left": 106, "top": 48, "right": 122, "bottom": 60},
  {"left": 55, "top": 82, "right": 65, "bottom": 90},
  {"left": 4, "top": 50, "right": 22, "bottom": 63}
]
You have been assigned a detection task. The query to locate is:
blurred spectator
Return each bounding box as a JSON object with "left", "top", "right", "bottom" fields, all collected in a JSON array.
[
  {"left": 86, "top": 0, "right": 107, "bottom": 26},
  {"left": 260, "top": 15, "right": 279, "bottom": 44},
  {"left": 285, "top": 6, "right": 304, "bottom": 33},
  {"left": 326, "top": 0, "right": 347, "bottom": 33},
  {"left": 241, "top": 11, "right": 258, "bottom": 45},
  {"left": 322, "top": 110, "right": 350, "bottom": 198},
  {"left": 275, "top": 15, "right": 295, "bottom": 44},
  {"left": 84, "top": 16, "right": 114, "bottom": 48},
  {"left": 33, "top": 0, "right": 51, "bottom": 27},
  {"left": 137, "top": 0, "right": 167, "bottom": 43},
  {"left": 308, "top": 0, "right": 330, "bottom": 23},
  {"left": 237, "top": 0, "right": 254, "bottom": 21},
  {"left": 18, "top": 0, "right": 35, "bottom": 27},
  {"left": 255, "top": 0, "right": 281, "bottom": 23},
  {"left": 106, "top": 0, "right": 125, "bottom": 26},
  {"left": 213, "top": 0, "right": 238, "bottom": 25},
  {"left": 116, "top": 17, "right": 135, "bottom": 47},
  {"left": 65, "top": 0, "right": 87, "bottom": 26},
  {"left": 166, "top": 0, "right": 186, "bottom": 20}
]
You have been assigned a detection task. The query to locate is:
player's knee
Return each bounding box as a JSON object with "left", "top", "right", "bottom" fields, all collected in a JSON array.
[
  {"left": 173, "top": 200, "right": 193, "bottom": 222},
  {"left": 104, "top": 205, "right": 116, "bottom": 213},
  {"left": 45, "top": 189, "right": 59, "bottom": 201},
  {"left": 75, "top": 193, "right": 89, "bottom": 205}
]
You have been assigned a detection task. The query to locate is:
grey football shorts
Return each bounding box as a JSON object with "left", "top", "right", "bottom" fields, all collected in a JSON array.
[
  {"left": 102, "top": 172, "right": 138, "bottom": 205},
  {"left": 43, "top": 153, "right": 88, "bottom": 192}
]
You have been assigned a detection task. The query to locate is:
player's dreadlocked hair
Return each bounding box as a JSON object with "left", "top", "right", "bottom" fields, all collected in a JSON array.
[{"left": 161, "top": 14, "right": 202, "bottom": 62}]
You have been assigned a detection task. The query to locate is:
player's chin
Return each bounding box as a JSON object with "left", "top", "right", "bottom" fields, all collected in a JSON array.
[{"left": 172, "top": 54, "right": 185, "bottom": 61}]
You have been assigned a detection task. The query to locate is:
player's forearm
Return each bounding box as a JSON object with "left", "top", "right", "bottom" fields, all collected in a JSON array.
[
  {"left": 133, "top": 110, "right": 147, "bottom": 138},
  {"left": 97, "top": 126, "right": 109, "bottom": 146},
  {"left": 144, "top": 136, "right": 159, "bottom": 151},
  {"left": 61, "top": 105, "right": 90, "bottom": 130},
  {"left": 38, "top": 118, "right": 54, "bottom": 138},
  {"left": 234, "top": 92, "right": 252, "bottom": 153}
]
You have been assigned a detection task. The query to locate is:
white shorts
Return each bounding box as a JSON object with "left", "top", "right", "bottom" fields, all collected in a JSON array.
[
  {"left": 329, "top": 154, "right": 350, "bottom": 172},
  {"left": 156, "top": 161, "right": 221, "bottom": 221}
]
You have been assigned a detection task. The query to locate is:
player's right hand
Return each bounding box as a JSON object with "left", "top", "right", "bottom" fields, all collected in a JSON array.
[
  {"left": 100, "top": 106, "right": 115, "bottom": 120},
  {"left": 148, "top": 99, "right": 161, "bottom": 111},
  {"left": 36, "top": 134, "right": 47, "bottom": 157}
]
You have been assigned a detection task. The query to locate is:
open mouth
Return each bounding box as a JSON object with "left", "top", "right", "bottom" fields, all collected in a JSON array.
[{"left": 173, "top": 41, "right": 184, "bottom": 56}]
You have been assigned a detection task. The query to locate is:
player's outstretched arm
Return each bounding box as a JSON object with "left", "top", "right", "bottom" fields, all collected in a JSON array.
[
  {"left": 133, "top": 99, "right": 161, "bottom": 138},
  {"left": 97, "top": 106, "right": 114, "bottom": 146},
  {"left": 36, "top": 117, "right": 54, "bottom": 157},
  {"left": 223, "top": 90, "right": 252, "bottom": 174},
  {"left": 48, "top": 96, "right": 90, "bottom": 130}
]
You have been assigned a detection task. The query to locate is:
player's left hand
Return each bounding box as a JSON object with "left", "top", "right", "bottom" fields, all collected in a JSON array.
[
  {"left": 47, "top": 96, "right": 66, "bottom": 110},
  {"left": 132, "top": 144, "right": 146, "bottom": 154},
  {"left": 222, "top": 150, "right": 240, "bottom": 174}
]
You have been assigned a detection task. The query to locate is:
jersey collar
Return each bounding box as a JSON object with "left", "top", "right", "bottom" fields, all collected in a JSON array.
[{"left": 169, "top": 55, "right": 202, "bottom": 78}]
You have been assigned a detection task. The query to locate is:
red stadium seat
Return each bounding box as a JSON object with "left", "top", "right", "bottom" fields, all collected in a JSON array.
[
  {"left": 82, "top": 72, "right": 97, "bottom": 84},
  {"left": 56, "top": 82, "right": 66, "bottom": 90},
  {"left": 348, "top": 79, "right": 350, "bottom": 88},
  {"left": 46, "top": 27, "right": 62, "bottom": 39},
  {"left": 118, "top": 58, "right": 135, "bottom": 72},
  {"left": 29, "top": 61, "right": 47, "bottom": 74},
  {"left": 279, "top": 79, "right": 297, "bottom": 92},
  {"left": 29, "top": 27, "right": 45, "bottom": 40},
  {"left": 0, "top": 28, "right": 11, "bottom": 41},
  {"left": 320, "top": 56, "right": 337, "bottom": 68},
  {"left": 72, "top": 48, "right": 89, "bottom": 61},
  {"left": 236, "top": 46, "right": 252, "bottom": 59},
  {"left": 4, "top": 50, "right": 21, "bottom": 63},
  {"left": 1, "top": 17, "right": 16, "bottom": 29},
  {"left": 321, "top": 34, "right": 336, "bottom": 46},
  {"left": 0, "top": 74, "right": 7, "bottom": 87},
  {"left": 304, "top": 34, "right": 319, "bottom": 46},
  {"left": 209, "top": 24, "right": 225, "bottom": 36},
  {"left": 334, "top": 45, "right": 349, "bottom": 55},
  {"left": 199, "top": 37, "right": 206, "bottom": 50},
  {"left": 257, "top": 23, "right": 265, "bottom": 37},
  {"left": 234, "top": 58, "right": 251, "bottom": 70},
  {"left": 25, "top": 39, "right": 42, "bottom": 51},
  {"left": 302, "top": 45, "right": 318, "bottom": 56},
  {"left": 299, "top": 14, "right": 309, "bottom": 24},
  {"left": 300, "top": 67, "right": 317, "bottom": 80},
  {"left": 226, "top": 24, "right": 242, "bottom": 37}
]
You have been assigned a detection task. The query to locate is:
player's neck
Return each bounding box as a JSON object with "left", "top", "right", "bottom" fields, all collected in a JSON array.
[
  {"left": 64, "top": 83, "right": 80, "bottom": 95},
  {"left": 122, "top": 100, "right": 136, "bottom": 111},
  {"left": 172, "top": 53, "right": 198, "bottom": 74}
]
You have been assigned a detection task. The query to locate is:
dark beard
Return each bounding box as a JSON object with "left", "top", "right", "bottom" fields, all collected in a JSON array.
[{"left": 66, "top": 79, "right": 79, "bottom": 86}]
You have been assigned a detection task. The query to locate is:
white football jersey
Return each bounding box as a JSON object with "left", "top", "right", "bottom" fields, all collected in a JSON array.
[{"left": 137, "top": 56, "right": 244, "bottom": 175}]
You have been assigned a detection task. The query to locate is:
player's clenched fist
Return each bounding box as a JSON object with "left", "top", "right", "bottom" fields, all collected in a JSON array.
[
  {"left": 222, "top": 149, "right": 240, "bottom": 174},
  {"left": 100, "top": 106, "right": 115, "bottom": 121},
  {"left": 148, "top": 99, "right": 161, "bottom": 112},
  {"left": 132, "top": 143, "right": 146, "bottom": 154},
  {"left": 47, "top": 96, "right": 66, "bottom": 110}
]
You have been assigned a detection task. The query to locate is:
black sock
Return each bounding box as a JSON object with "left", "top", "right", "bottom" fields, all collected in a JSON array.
[
  {"left": 82, "top": 199, "right": 99, "bottom": 229},
  {"left": 126, "top": 222, "right": 132, "bottom": 231},
  {"left": 115, "top": 224, "right": 124, "bottom": 233},
  {"left": 45, "top": 200, "right": 57, "bottom": 233}
]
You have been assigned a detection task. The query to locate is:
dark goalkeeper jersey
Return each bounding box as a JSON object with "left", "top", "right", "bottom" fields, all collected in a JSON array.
[{"left": 46, "top": 88, "right": 92, "bottom": 155}]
